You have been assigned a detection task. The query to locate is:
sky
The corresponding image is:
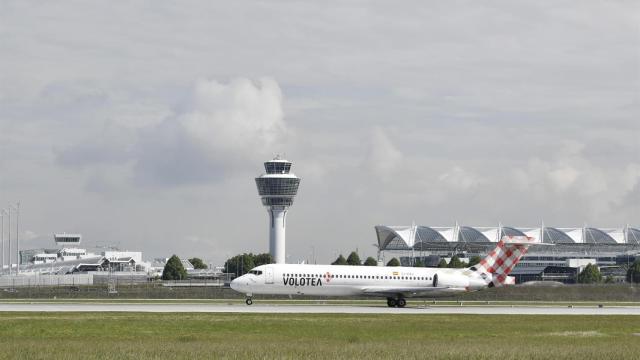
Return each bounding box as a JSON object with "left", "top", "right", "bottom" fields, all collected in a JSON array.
[{"left": 0, "top": 1, "right": 638, "bottom": 265}]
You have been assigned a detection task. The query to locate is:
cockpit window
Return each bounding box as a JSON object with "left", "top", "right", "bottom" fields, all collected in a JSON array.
[{"left": 248, "top": 270, "right": 263, "bottom": 275}]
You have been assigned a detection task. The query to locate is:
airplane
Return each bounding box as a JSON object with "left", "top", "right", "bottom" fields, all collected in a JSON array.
[{"left": 230, "top": 235, "right": 538, "bottom": 307}]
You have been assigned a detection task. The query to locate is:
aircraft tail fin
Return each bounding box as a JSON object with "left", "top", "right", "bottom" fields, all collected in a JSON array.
[{"left": 474, "top": 236, "right": 538, "bottom": 287}]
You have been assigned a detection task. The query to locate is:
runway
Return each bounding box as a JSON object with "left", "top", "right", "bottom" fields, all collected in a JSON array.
[{"left": 1, "top": 302, "right": 640, "bottom": 315}]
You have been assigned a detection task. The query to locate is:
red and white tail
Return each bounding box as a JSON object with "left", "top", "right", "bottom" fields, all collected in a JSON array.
[{"left": 475, "top": 235, "right": 538, "bottom": 286}]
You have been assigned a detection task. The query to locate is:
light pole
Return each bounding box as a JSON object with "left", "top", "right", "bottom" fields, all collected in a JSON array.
[
  {"left": 1, "top": 209, "right": 5, "bottom": 274},
  {"left": 15, "top": 203, "right": 19, "bottom": 275},
  {"left": 7, "top": 208, "right": 10, "bottom": 276}
]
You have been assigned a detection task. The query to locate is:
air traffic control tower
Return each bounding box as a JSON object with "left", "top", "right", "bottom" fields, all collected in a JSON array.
[{"left": 255, "top": 156, "right": 301, "bottom": 264}]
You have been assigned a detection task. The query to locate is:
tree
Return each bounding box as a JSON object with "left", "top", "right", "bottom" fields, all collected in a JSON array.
[
  {"left": 224, "top": 253, "right": 255, "bottom": 276},
  {"left": 468, "top": 256, "right": 482, "bottom": 267},
  {"left": 386, "top": 258, "right": 400, "bottom": 267},
  {"left": 332, "top": 254, "right": 348, "bottom": 265},
  {"left": 253, "top": 253, "right": 274, "bottom": 266},
  {"left": 188, "top": 257, "right": 208, "bottom": 269},
  {"left": 346, "top": 251, "right": 361, "bottom": 266},
  {"left": 414, "top": 258, "right": 424, "bottom": 267},
  {"left": 162, "top": 255, "right": 187, "bottom": 280},
  {"left": 223, "top": 253, "right": 272, "bottom": 277},
  {"left": 626, "top": 260, "right": 640, "bottom": 283},
  {"left": 437, "top": 259, "right": 448, "bottom": 268},
  {"left": 577, "top": 263, "right": 602, "bottom": 284},
  {"left": 447, "top": 255, "right": 465, "bottom": 268},
  {"left": 364, "top": 257, "right": 378, "bottom": 266}
]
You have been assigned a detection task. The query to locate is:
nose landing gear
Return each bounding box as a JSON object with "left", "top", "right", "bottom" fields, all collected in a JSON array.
[
  {"left": 386, "top": 297, "right": 406, "bottom": 308},
  {"left": 245, "top": 298, "right": 253, "bottom": 305}
]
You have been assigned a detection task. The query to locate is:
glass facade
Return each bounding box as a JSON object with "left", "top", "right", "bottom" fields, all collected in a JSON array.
[
  {"left": 264, "top": 161, "right": 292, "bottom": 174},
  {"left": 261, "top": 197, "right": 295, "bottom": 207},
  {"left": 413, "top": 226, "right": 447, "bottom": 250},
  {"left": 375, "top": 226, "right": 411, "bottom": 250},
  {"left": 458, "top": 226, "right": 490, "bottom": 243},
  {"left": 584, "top": 228, "right": 617, "bottom": 244},
  {"left": 501, "top": 227, "right": 526, "bottom": 237},
  {"left": 542, "top": 227, "right": 575, "bottom": 244},
  {"left": 255, "top": 177, "right": 300, "bottom": 196},
  {"left": 256, "top": 158, "right": 300, "bottom": 210}
]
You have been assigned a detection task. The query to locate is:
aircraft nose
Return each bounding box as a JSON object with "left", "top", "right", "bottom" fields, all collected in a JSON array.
[{"left": 230, "top": 277, "right": 240, "bottom": 291}]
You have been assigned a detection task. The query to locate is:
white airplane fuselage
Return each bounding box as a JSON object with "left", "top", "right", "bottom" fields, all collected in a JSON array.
[
  {"left": 230, "top": 237, "right": 537, "bottom": 306},
  {"left": 230, "top": 263, "right": 489, "bottom": 298}
]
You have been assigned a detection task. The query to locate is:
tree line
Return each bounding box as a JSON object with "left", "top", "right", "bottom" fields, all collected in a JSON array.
[{"left": 331, "top": 252, "right": 482, "bottom": 268}]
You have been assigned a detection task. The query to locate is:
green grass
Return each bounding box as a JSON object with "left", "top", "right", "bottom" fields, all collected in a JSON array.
[{"left": 0, "top": 312, "right": 639, "bottom": 359}]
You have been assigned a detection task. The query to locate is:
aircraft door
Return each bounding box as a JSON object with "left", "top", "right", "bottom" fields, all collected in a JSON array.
[{"left": 265, "top": 266, "right": 274, "bottom": 284}]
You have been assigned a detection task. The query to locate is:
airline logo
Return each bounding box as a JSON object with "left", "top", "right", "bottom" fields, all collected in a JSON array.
[
  {"left": 478, "top": 235, "right": 533, "bottom": 286},
  {"left": 324, "top": 272, "right": 332, "bottom": 283},
  {"left": 282, "top": 275, "right": 323, "bottom": 287}
]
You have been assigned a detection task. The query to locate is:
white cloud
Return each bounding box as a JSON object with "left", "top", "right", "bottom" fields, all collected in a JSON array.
[
  {"left": 438, "top": 166, "right": 481, "bottom": 191},
  {"left": 367, "top": 126, "right": 403, "bottom": 181},
  {"left": 52, "top": 77, "right": 288, "bottom": 187},
  {"left": 510, "top": 142, "right": 640, "bottom": 221},
  {"left": 548, "top": 166, "right": 580, "bottom": 192},
  {"left": 182, "top": 77, "right": 287, "bottom": 158}
]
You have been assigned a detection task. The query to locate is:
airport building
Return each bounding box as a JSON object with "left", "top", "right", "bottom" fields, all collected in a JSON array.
[
  {"left": 375, "top": 224, "right": 640, "bottom": 283},
  {"left": 15, "top": 233, "right": 145, "bottom": 275},
  {"left": 255, "top": 156, "right": 301, "bottom": 264}
]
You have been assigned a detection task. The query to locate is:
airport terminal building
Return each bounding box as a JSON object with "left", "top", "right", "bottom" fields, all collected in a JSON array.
[{"left": 375, "top": 224, "right": 640, "bottom": 283}]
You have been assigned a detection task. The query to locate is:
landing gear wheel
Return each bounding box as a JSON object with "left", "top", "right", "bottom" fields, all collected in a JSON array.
[
  {"left": 387, "top": 298, "right": 397, "bottom": 307},
  {"left": 396, "top": 298, "right": 407, "bottom": 308},
  {"left": 245, "top": 298, "right": 253, "bottom": 305}
]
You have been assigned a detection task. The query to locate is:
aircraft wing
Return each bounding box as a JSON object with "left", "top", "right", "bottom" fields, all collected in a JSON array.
[{"left": 360, "top": 286, "right": 458, "bottom": 298}]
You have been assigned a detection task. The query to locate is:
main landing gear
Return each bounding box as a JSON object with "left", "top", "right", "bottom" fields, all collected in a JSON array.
[
  {"left": 386, "top": 297, "right": 406, "bottom": 308},
  {"left": 245, "top": 297, "right": 253, "bottom": 305}
]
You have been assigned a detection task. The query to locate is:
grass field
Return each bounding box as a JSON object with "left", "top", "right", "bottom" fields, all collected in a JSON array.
[{"left": 0, "top": 312, "right": 639, "bottom": 359}]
